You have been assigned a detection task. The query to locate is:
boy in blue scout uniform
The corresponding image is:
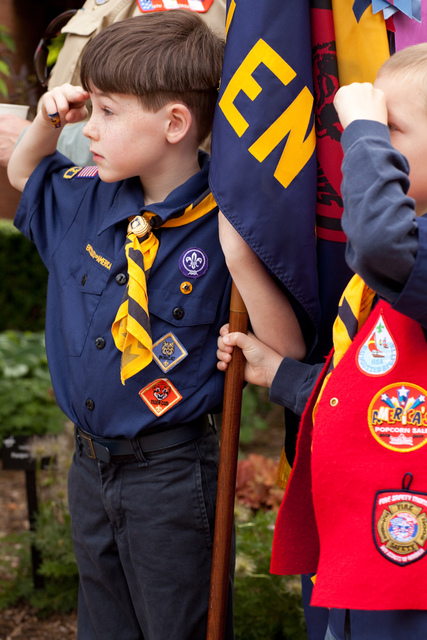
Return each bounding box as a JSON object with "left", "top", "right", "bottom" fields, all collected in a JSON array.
[
  {"left": 8, "top": 11, "right": 233, "bottom": 640},
  {"left": 217, "top": 43, "right": 427, "bottom": 640}
]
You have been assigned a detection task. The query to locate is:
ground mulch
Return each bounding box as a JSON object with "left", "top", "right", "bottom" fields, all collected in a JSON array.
[{"left": 0, "top": 606, "right": 77, "bottom": 640}]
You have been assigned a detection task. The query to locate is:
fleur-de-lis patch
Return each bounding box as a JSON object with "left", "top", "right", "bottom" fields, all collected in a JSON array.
[{"left": 179, "top": 247, "right": 208, "bottom": 279}]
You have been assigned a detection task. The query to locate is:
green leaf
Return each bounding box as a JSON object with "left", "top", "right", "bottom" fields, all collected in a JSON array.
[
  {"left": 0, "top": 77, "right": 8, "bottom": 98},
  {"left": 0, "top": 27, "right": 16, "bottom": 52},
  {"left": 0, "top": 60, "right": 10, "bottom": 75}
]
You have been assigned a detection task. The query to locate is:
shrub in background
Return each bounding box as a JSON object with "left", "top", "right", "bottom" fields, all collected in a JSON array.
[
  {"left": 0, "top": 219, "right": 47, "bottom": 332},
  {"left": 234, "top": 507, "right": 306, "bottom": 640},
  {"left": 233, "top": 457, "right": 306, "bottom": 640},
  {"left": 0, "top": 25, "right": 15, "bottom": 98},
  {"left": 0, "top": 426, "right": 79, "bottom": 615},
  {"left": 239, "top": 384, "right": 270, "bottom": 445},
  {"left": 0, "top": 330, "right": 66, "bottom": 443}
]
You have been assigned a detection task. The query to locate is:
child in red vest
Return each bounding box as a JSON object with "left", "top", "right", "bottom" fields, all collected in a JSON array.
[{"left": 217, "top": 43, "right": 427, "bottom": 640}]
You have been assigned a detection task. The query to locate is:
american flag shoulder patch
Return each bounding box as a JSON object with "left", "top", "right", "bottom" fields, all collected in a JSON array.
[
  {"left": 63, "top": 166, "right": 99, "bottom": 179},
  {"left": 75, "top": 166, "right": 99, "bottom": 178}
]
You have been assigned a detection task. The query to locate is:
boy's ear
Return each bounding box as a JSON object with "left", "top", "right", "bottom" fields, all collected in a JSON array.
[{"left": 165, "top": 103, "right": 193, "bottom": 144}]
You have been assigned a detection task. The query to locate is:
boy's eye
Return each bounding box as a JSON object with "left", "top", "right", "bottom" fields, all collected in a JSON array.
[
  {"left": 388, "top": 123, "right": 398, "bottom": 132},
  {"left": 102, "top": 107, "right": 114, "bottom": 116}
]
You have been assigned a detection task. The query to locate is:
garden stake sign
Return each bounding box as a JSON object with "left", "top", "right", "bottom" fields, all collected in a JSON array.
[{"left": 2, "top": 435, "right": 50, "bottom": 589}]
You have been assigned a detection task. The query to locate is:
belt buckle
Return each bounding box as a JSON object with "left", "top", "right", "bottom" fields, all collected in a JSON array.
[{"left": 80, "top": 430, "right": 96, "bottom": 459}]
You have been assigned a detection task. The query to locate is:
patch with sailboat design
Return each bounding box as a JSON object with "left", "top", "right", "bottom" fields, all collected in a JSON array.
[{"left": 357, "top": 313, "right": 397, "bottom": 376}]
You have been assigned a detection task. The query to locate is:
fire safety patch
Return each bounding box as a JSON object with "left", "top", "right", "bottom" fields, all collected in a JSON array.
[{"left": 373, "top": 474, "right": 427, "bottom": 566}]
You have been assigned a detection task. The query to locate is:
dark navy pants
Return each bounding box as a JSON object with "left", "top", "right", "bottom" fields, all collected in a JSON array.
[
  {"left": 326, "top": 609, "right": 427, "bottom": 640},
  {"left": 68, "top": 425, "right": 234, "bottom": 640},
  {"left": 302, "top": 573, "right": 427, "bottom": 640}
]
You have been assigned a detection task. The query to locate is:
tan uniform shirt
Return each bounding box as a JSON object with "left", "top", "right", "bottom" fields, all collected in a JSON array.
[{"left": 48, "top": 0, "right": 226, "bottom": 89}]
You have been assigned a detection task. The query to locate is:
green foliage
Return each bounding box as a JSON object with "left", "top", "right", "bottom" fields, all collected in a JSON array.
[
  {"left": 0, "top": 474, "right": 78, "bottom": 614},
  {"left": 0, "top": 331, "right": 66, "bottom": 442},
  {"left": 234, "top": 508, "right": 307, "bottom": 640},
  {"left": 0, "top": 531, "right": 33, "bottom": 608},
  {"left": 29, "top": 497, "right": 79, "bottom": 614},
  {"left": 0, "top": 25, "right": 15, "bottom": 98},
  {"left": 0, "top": 219, "right": 48, "bottom": 332},
  {"left": 240, "top": 384, "right": 270, "bottom": 445},
  {"left": 0, "top": 427, "right": 79, "bottom": 615}
]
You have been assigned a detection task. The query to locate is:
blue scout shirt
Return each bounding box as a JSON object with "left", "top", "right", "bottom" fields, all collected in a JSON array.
[{"left": 14, "top": 150, "right": 232, "bottom": 438}]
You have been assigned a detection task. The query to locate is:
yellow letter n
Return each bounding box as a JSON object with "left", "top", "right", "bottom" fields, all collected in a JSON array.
[{"left": 219, "top": 39, "right": 315, "bottom": 189}]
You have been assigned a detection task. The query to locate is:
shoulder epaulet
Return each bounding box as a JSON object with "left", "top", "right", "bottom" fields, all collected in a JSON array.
[{"left": 63, "top": 166, "right": 99, "bottom": 180}]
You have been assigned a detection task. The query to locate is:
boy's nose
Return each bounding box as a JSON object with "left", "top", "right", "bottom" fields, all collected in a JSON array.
[{"left": 83, "top": 118, "right": 96, "bottom": 139}]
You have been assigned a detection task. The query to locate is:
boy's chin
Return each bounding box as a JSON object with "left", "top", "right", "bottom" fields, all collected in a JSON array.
[
  {"left": 96, "top": 169, "right": 119, "bottom": 183},
  {"left": 98, "top": 169, "right": 138, "bottom": 184}
]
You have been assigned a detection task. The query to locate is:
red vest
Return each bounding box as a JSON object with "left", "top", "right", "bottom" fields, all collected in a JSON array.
[{"left": 271, "top": 302, "right": 427, "bottom": 609}]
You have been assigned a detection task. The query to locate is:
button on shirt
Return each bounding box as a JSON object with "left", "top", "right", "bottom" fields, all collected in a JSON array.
[{"left": 14, "top": 151, "right": 232, "bottom": 438}]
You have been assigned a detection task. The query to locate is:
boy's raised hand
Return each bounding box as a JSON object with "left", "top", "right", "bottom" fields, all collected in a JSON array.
[
  {"left": 8, "top": 83, "right": 90, "bottom": 193},
  {"left": 41, "top": 83, "right": 90, "bottom": 130},
  {"left": 217, "top": 324, "right": 283, "bottom": 389},
  {"left": 334, "top": 82, "right": 388, "bottom": 130}
]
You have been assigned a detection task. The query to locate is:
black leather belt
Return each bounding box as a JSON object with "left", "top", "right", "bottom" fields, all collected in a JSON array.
[{"left": 76, "top": 415, "right": 210, "bottom": 463}]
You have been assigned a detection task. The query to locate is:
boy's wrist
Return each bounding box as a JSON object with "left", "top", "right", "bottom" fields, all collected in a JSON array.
[
  {"left": 340, "top": 119, "right": 390, "bottom": 155},
  {"left": 35, "top": 109, "right": 62, "bottom": 135}
]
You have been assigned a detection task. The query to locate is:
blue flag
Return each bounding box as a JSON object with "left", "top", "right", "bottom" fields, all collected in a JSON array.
[{"left": 209, "top": 0, "right": 320, "bottom": 337}]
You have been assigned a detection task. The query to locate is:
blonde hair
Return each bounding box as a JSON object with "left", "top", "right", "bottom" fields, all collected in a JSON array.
[{"left": 377, "top": 43, "right": 427, "bottom": 101}]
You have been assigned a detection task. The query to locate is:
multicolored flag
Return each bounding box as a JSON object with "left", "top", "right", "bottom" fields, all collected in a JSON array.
[
  {"left": 393, "top": 1, "right": 427, "bottom": 50},
  {"left": 311, "top": 0, "right": 389, "bottom": 358},
  {"left": 209, "top": 0, "right": 390, "bottom": 481},
  {"left": 210, "top": 0, "right": 390, "bottom": 356}
]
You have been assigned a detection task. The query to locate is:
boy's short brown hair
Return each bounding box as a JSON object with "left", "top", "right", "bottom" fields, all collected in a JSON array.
[{"left": 80, "top": 10, "right": 224, "bottom": 144}]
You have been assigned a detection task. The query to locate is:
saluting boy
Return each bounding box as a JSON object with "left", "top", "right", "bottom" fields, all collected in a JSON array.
[{"left": 8, "top": 11, "right": 234, "bottom": 640}]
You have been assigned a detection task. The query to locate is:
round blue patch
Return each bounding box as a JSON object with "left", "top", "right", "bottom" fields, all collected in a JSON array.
[{"left": 179, "top": 247, "right": 208, "bottom": 279}]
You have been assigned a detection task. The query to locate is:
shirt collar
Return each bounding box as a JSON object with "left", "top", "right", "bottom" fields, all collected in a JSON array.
[{"left": 98, "top": 151, "right": 210, "bottom": 235}]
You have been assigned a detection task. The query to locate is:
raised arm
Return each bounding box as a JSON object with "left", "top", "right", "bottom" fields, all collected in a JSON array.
[
  {"left": 8, "top": 84, "right": 89, "bottom": 192},
  {"left": 333, "top": 82, "right": 419, "bottom": 303},
  {"left": 218, "top": 212, "right": 306, "bottom": 360}
]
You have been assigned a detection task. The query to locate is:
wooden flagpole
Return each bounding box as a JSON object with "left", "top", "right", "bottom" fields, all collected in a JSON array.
[{"left": 206, "top": 282, "right": 248, "bottom": 640}]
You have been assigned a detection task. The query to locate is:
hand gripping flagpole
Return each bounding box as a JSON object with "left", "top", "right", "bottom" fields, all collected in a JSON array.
[{"left": 206, "top": 281, "right": 248, "bottom": 640}]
